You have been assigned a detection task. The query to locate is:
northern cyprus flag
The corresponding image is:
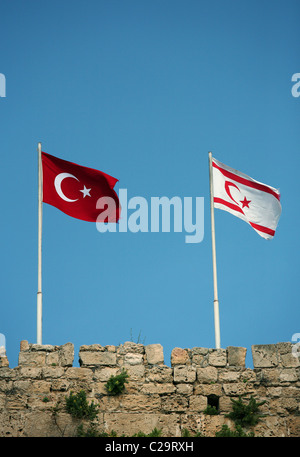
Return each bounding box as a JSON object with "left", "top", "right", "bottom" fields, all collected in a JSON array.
[{"left": 212, "top": 157, "right": 282, "bottom": 240}]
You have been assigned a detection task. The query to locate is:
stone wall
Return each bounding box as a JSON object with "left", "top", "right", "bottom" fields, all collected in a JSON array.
[{"left": 0, "top": 341, "right": 299, "bottom": 437}]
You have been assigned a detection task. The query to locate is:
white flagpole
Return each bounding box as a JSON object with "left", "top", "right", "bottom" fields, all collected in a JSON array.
[
  {"left": 37, "top": 142, "right": 43, "bottom": 344},
  {"left": 208, "top": 151, "right": 221, "bottom": 349}
]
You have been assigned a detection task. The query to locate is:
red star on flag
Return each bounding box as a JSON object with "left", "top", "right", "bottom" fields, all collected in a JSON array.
[
  {"left": 41, "top": 152, "right": 121, "bottom": 222},
  {"left": 240, "top": 197, "right": 251, "bottom": 208}
]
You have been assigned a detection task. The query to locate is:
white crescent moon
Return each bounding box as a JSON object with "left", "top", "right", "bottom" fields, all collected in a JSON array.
[{"left": 54, "top": 173, "right": 79, "bottom": 202}]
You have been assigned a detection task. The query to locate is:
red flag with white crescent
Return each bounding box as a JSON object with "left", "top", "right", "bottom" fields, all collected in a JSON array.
[
  {"left": 42, "top": 152, "right": 121, "bottom": 223},
  {"left": 212, "top": 157, "right": 282, "bottom": 239}
]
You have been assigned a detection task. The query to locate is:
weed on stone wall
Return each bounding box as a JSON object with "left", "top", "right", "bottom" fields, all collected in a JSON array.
[
  {"left": 226, "top": 395, "right": 266, "bottom": 427},
  {"left": 215, "top": 395, "right": 266, "bottom": 437},
  {"left": 65, "top": 390, "right": 99, "bottom": 420},
  {"left": 104, "top": 369, "right": 129, "bottom": 396}
]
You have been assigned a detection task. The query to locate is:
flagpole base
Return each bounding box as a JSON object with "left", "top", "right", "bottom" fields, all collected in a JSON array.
[
  {"left": 214, "top": 299, "right": 221, "bottom": 349},
  {"left": 37, "top": 292, "right": 42, "bottom": 345}
]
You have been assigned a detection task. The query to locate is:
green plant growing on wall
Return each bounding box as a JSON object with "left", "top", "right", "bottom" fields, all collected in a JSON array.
[
  {"left": 133, "top": 428, "right": 162, "bottom": 437},
  {"left": 215, "top": 395, "right": 266, "bottom": 437},
  {"left": 130, "top": 328, "right": 146, "bottom": 344},
  {"left": 215, "top": 424, "right": 255, "bottom": 437},
  {"left": 226, "top": 395, "right": 266, "bottom": 427},
  {"left": 203, "top": 405, "right": 219, "bottom": 415},
  {"left": 105, "top": 369, "right": 129, "bottom": 396},
  {"left": 77, "top": 424, "right": 119, "bottom": 437},
  {"left": 181, "top": 428, "right": 203, "bottom": 437},
  {"left": 65, "top": 390, "right": 98, "bottom": 420}
]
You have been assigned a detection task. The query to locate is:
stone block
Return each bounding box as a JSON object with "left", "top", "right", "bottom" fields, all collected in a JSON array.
[
  {"left": 124, "top": 353, "right": 144, "bottom": 366},
  {"left": 58, "top": 343, "right": 74, "bottom": 367},
  {"left": 180, "top": 414, "right": 202, "bottom": 436},
  {"left": 176, "top": 383, "right": 193, "bottom": 395},
  {"left": 252, "top": 344, "right": 279, "bottom": 368},
  {"left": 93, "top": 381, "right": 107, "bottom": 396},
  {"left": 13, "top": 380, "right": 31, "bottom": 392},
  {"left": 222, "top": 382, "right": 255, "bottom": 396},
  {"left": 145, "top": 344, "right": 164, "bottom": 365},
  {"left": 171, "top": 348, "right": 189, "bottom": 366},
  {"left": 79, "top": 344, "right": 105, "bottom": 351},
  {"left": 266, "top": 387, "right": 282, "bottom": 398},
  {"left": 279, "top": 368, "right": 298, "bottom": 383},
  {"left": 103, "top": 412, "right": 180, "bottom": 437},
  {"left": 208, "top": 349, "right": 227, "bottom": 367},
  {"left": 42, "top": 366, "right": 65, "bottom": 378},
  {"left": 145, "top": 366, "right": 173, "bottom": 383},
  {"left": 193, "top": 383, "right": 222, "bottom": 397},
  {"left": 196, "top": 366, "right": 218, "bottom": 384},
  {"left": 5, "top": 396, "right": 27, "bottom": 410},
  {"left": 18, "top": 352, "right": 46, "bottom": 366},
  {"left": 50, "top": 379, "right": 70, "bottom": 392},
  {"left": 201, "top": 415, "right": 228, "bottom": 437},
  {"left": 161, "top": 394, "right": 188, "bottom": 412},
  {"left": 79, "top": 350, "right": 117, "bottom": 367},
  {"left": 0, "top": 356, "right": 9, "bottom": 368},
  {"left": 97, "top": 395, "right": 122, "bottom": 412},
  {"left": 219, "top": 396, "right": 234, "bottom": 413},
  {"left": 188, "top": 395, "right": 207, "bottom": 411},
  {"left": 26, "top": 380, "right": 51, "bottom": 395},
  {"left": 121, "top": 394, "right": 161, "bottom": 411},
  {"left": 218, "top": 369, "right": 241, "bottom": 383},
  {"left": 45, "top": 352, "right": 60, "bottom": 366},
  {"left": 65, "top": 367, "right": 93, "bottom": 381},
  {"left": 256, "top": 368, "right": 280, "bottom": 385},
  {"left": 287, "top": 415, "right": 300, "bottom": 437},
  {"left": 17, "top": 343, "right": 74, "bottom": 368},
  {"left": 105, "top": 345, "right": 117, "bottom": 352},
  {"left": 141, "top": 383, "right": 176, "bottom": 395},
  {"left": 279, "top": 386, "right": 300, "bottom": 398},
  {"left": 173, "top": 365, "right": 196, "bottom": 384},
  {"left": 191, "top": 348, "right": 210, "bottom": 366},
  {"left": 276, "top": 343, "right": 300, "bottom": 367},
  {"left": 18, "top": 367, "right": 42, "bottom": 379},
  {"left": 20, "top": 340, "right": 30, "bottom": 351},
  {"left": 123, "top": 364, "right": 145, "bottom": 380},
  {"left": 93, "top": 367, "right": 119, "bottom": 382},
  {"left": 23, "top": 411, "right": 76, "bottom": 437},
  {"left": 117, "top": 342, "right": 145, "bottom": 355},
  {"left": 227, "top": 346, "right": 247, "bottom": 367},
  {"left": 31, "top": 344, "right": 55, "bottom": 352}
]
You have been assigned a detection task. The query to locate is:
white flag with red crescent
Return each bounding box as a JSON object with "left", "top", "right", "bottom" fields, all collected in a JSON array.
[{"left": 212, "top": 157, "right": 282, "bottom": 240}]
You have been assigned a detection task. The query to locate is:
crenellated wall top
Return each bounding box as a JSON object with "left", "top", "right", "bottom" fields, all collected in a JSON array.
[{"left": 0, "top": 340, "right": 299, "bottom": 370}]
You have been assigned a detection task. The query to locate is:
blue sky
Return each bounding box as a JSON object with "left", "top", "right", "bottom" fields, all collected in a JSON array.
[{"left": 1, "top": 0, "right": 299, "bottom": 368}]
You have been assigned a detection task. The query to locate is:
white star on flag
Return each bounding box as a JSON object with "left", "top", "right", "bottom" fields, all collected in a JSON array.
[{"left": 79, "top": 185, "right": 92, "bottom": 198}]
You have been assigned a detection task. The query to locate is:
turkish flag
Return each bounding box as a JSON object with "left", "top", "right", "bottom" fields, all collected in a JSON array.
[
  {"left": 212, "top": 157, "right": 282, "bottom": 239},
  {"left": 42, "top": 152, "right": 121, "bottom": 222}
]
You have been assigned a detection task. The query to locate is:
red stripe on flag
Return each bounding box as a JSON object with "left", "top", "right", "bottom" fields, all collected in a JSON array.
[
  {"left": 249, "top": 222, "right": 275, "bottom": 237},
  {"left": 215, "top": 198, "right": 276, "bottom": 237},
  {"left": 212, "top": 161, "right": 280, "bottom": 201},
  {"left": 214, "top": 197, "right": 245, "bottom": 215}
]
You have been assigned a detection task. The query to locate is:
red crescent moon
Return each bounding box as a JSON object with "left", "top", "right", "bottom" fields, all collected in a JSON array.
[{"left": 225, "top": 181, "right": 241, "bottom": 205}]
